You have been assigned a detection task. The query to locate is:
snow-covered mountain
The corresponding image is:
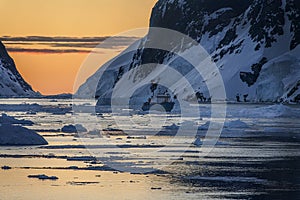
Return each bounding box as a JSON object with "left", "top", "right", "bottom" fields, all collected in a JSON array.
[
  {"left": 0, "top": 41, "right": 37, "bottom": 97},
  {"left": 77, "top": 0, "right": 300, "bottom": 104}
]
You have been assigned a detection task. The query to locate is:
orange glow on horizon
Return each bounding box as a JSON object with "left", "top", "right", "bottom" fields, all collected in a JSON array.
[
  {"left": 11, "top": 52, "right": 88, "bottom": 95},
  {"left": 0, "top": 0, "right": 157, "bottom": 95}
]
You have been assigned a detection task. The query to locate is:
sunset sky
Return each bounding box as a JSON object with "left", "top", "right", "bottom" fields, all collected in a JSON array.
[{"left": 0, "top": 0, "right": 157, "bottom": 95}]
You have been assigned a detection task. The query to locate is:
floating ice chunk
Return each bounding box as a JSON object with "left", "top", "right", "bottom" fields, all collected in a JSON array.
[
  {"left": 151, "top": 187, "right": 162, "bottom": 190},
  {"left": 61, "top": 124, "right": 87, "bottom": 133},
  {"left": 28, "top": 174, "right": 58, "bottom": 180},
  {"left": 26, "top": 111, "right": 37, "bottom": 115},
  {"left": 198, "top": 121, "right": 223, "bottom": 130},
  {"left": 61, "top": 125, "right": 76, "bottom": 133},
  {"left": 193, "top": 137, "right": 202, "bottom": 147},
  {"left": 162, "top": 123, "right": 180, "bottom": 130},
  {"left": 127, "top": 136, "right": 146, "bottom": 139},
  {"left": 198, "top": 122, "right": 210, "bottom": 130},
  {"left": 88, "top": 129, "right": 100, "bottom": 135},
  {"left": 224, "top": 119, "right": 249, "bottom": 128},
  {"left": 102, "top": 128, "right": 126, "bottom": 136},
  {"left": 0, "top": 124, "right": 48, "bottom": 145},
  {"left": 75, "top": 124, "right": 88, "bottom": 132},
  {"left": 67, "top": 181, "right": 99, "bottom": 185},
  {"left": 1, "top": 165, "right": 11, "bottom": 170},
  {"left": 0, "top": 113, "right": 34, "bottom": 125},
  {"left": 199, "top": 120, "right": 248, "bottom": 131}
]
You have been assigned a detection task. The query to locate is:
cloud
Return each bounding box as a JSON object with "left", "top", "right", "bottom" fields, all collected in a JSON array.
[
  {"left": 6, "top": 47, "right": 96, "bottom": 54},
  {"left": 1, "top": 36, "right": 140, "bottom": 45},
  {"left": 1, "top": 35, "right": 141, "bottom": 53},
  {"left": 0, "top": 36, "right": 111, "bottom": 42}
]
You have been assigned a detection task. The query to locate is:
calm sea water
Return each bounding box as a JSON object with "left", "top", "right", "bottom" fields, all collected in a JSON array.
[{"left": 0, "top": 99, "right": 299, "bottom": 200}]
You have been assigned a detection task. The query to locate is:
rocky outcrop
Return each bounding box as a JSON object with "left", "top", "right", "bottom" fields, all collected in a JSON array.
[{"left": 0, "top": 41, "right": 37, "bottom": 97}]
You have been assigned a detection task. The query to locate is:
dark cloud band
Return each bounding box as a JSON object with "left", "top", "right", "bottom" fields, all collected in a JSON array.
[
  {"left": 2, "top": 35, "right": 141, "bottom": 53},
  {"left": 0, "top": 36, "right": 139, "bottom": 42},
  {"left": 6, "top": 47, "right": 97, "bottom": 54}
]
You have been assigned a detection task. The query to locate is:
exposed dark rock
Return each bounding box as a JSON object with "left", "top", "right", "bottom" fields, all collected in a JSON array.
[
  {"left": 240, "top": 57, "right": 268, "bottom": 87},
  {"left": 0, "top": 41, "right": 36, "bottom": 96}
]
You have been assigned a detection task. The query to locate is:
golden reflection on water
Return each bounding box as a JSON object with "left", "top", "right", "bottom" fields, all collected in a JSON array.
[{"left": 0, "top": 167, "right": 171, "bottom": 200}]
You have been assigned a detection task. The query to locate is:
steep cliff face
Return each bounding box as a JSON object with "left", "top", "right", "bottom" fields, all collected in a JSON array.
[
  {"left": 78, "top": 0, "right": 300, "bottom": 104},
  {"left": 0, "top": 41, "right": 36, "bottom": 97}
]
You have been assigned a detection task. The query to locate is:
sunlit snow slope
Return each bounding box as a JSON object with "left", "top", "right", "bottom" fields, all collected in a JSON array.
[{"left": 78, "top": 0, "right": 300, "bottom": 104}]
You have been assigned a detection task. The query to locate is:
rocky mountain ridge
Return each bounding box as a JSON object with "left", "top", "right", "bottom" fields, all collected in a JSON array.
[{"left": 77, "top": 0, "right": 300, "bottom": 104}]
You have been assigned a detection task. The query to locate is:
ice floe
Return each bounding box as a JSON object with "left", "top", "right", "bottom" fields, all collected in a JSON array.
[
  {"left": 224, "top": 119, "right": 249, "bottom": 129},
  {"left": 28, "top": 174, "right": 58, "bottom": 180},
  {"left": 0, "top": 124, "right": 48, "bottom": 145},
  {"left": 61, "top": 124, "right": 87, "bottom": 133},
  {"left": 0, "top": 114, "right": 47, "bottom": 145},
  {"left": 0, "top": 113, "right": 34, "bottom": 126},
  {"left": 1, "top": 165, "right": 11, "bottom": 170},
  {"left": 193, "top": 137, "right": 202, "bottom": 147}
]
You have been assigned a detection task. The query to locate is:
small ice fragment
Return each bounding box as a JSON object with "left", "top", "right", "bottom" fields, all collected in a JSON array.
[
  {"left": 28, "top": 174, "right": 58, "bottom": 180},
  {"left": 193, "top": 137, "right": 202, "bottom": 147},
  {"left": 1, "top": 165, "right": 11, "bottom": 170}
]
